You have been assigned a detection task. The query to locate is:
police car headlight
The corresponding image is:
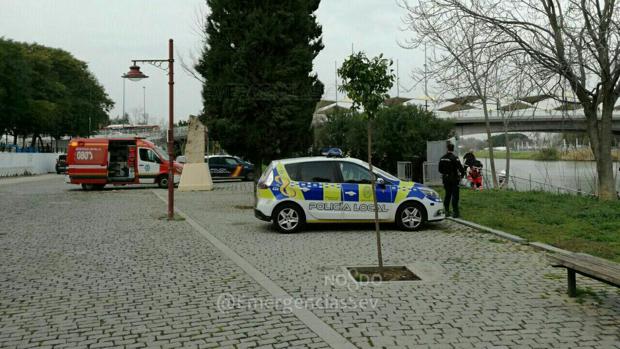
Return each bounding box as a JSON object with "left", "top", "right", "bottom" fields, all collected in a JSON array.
[{"left": 420, "top": 188, "right": 439, "bottom": 199}]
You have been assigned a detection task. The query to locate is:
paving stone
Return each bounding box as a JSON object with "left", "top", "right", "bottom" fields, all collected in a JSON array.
[
  {"left": 2, "top": 178, "right": 619, "bottom": 349},
  {"left": 0, "top": 179, "right": 331, "bottom": 349},
  {"left": 174, "top": 181, "right": 620, "bottom": 349}
]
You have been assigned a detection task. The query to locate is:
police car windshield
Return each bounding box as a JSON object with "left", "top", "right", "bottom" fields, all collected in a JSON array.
[
  {"left": 374, "top": 166, "right": 399, "bottom": 182},
  {"left": 355, "top": 160, "right": 399, "bottom": 182}
]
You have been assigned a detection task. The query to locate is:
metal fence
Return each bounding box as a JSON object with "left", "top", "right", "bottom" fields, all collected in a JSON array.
[
  {"left": 422, "top": 162, "right": 594, "bottom": 195},
  {"left": 422, "top": 162, "right": 442, "bottom": 185},
  {"left": 397, "top": 161, "right": 413, "bottom": 181},
  {"left": 479, "top": 168, "right": 593, "bottom": 196}
]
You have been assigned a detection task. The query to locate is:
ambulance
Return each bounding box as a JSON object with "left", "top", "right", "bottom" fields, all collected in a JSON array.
[
  {"left": 66, "top": 137, "right": 182, "bottom": 190},
  {"left": 255, "top": 155, "right": 445, "bottom": 233}
]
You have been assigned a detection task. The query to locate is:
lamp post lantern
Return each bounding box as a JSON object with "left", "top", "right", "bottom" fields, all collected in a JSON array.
[{"left": 123, "top": 39, "right": 175, "bottom": 220}]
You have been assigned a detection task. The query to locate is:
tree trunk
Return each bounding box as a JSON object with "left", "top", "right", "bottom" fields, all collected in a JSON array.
[
  {"left": 368, "top": 118, "right": 383, "bottom": 269},
  {"left": 481, "top": 99, "right": 498, "bottom": 188},
  {"left": 591, "top": 105, "right": 616, "bottom": 200},
  {"left": 503, "top": 123, "right": 510, "bottom": 189}
]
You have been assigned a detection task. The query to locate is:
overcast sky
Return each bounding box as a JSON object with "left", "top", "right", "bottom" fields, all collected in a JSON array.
[{"left": 0, "top": 0, "right": 425, "bottom": 125}]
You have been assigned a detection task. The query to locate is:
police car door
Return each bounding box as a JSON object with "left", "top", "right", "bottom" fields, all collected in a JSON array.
[
  {"left": 138, "top": 147, "right": 161, "bottom": 183},
  {"left": 297, "top": 161, "right": 343, "bottom": 221},
  {"left": 208, "top": 157, "right": 226, "bottom": 178},
  {"left": 338, "top": 161, "right": 392, "bottom": 220}
]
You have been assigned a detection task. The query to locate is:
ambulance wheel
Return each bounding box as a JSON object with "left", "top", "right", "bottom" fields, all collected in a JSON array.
[
  {"left": 396, "top": 201, "right": 426, "bottom": 231},
  {"left": 272, "top": 202, "right": 305, "bottom": 234},
  {"left": 157, "top": 175, "right": 169, "bottom": 189},
  {"left": 81, "top": 184, "right": 105, "bottom": 191}
]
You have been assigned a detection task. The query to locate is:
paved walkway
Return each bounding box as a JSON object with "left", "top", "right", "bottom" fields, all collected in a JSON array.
[
  {"left": 0, "top": 173, "right": 58, "bottom": 186},
  {"left": 0, "top": 178, "right": 618, "bottom": 349},
  {"left": 0, "top": 179, "right": 329, "bottom": 349},
  {"left": 174, "top": 182, "right": 620, "bottom": 349}
]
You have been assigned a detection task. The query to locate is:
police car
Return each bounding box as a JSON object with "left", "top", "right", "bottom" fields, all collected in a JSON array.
[{"left": 254, "top": 155, "right": 445, "bottom": 233}]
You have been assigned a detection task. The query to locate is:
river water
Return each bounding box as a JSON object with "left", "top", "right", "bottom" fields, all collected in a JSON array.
[{"left": 476, "top": 158, "right": 620, "bottom": 194}]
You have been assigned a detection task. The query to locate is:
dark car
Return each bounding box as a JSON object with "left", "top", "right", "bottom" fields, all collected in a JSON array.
[
  {"left": 206, "top": 155, "right": 255, "bottom": 181},
  {"left": 55, "top": 154, "right": 67, "bottom": 174}
]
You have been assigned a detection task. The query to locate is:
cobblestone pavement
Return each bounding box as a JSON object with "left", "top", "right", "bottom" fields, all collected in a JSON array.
[
  {"left": 0, "top": 177, "right": 330, "bottom": 349},
  {"left": 1, "top": 178, "right": 618, "bottom": 349},
  {"left": 174, "top": 181, "right": 620, "bottom": 349}
]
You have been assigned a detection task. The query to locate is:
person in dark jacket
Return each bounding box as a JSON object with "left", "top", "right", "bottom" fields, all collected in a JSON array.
[
  {"left": 439, "top": 143, "right": 466, "bottom": 218},
  {"left": 463, "top": 150, "right": 476, "bottom": 170}
]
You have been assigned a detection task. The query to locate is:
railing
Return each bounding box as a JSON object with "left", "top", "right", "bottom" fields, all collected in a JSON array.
[
  {"left": 397, "top": 161, "right": 413, "bottom": 181},
  {"left": 479, "top": 168, "right": 593, "bottom": 196},
  {"left": 423, "top": 161, "right": 593, "bottom": 195},
  {"left": 422, "top": 162, "right": 443, "bottom": 185}
]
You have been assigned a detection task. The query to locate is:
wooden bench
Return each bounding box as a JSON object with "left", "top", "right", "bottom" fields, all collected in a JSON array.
[{"left": 547, "top": 252, "right": 620, "bottom": 297}]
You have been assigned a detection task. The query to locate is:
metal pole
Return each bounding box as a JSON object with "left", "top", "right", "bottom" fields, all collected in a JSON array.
[
  {"left": 167, "top": 39, "right": 175, "bottom": 220},
  {"left": 396, "top": 59, "right": 400, "bottom": 98},
  {"left": 143, "top": 86, "right": 146, "bottom": 124},
  {"left": 334, "top": 60, "right": 338, "bottom": 102},
  {"left": 122, "top": 77, "right": 126, "bottom": 121},
  {"left": 424, "top": 43, "right": 428, "bottom": 111}
]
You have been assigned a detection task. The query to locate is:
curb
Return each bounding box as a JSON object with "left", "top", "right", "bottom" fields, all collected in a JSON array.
[
  {"left": 529, "top": 242, "right": 572, "bottom": 255},
  {"left": 151, "top": 190, "right": 357, "bottom": 349},
  {"left": 447, "top": 217, "right": 578, "bottom": 256},
  {"left": 447, "top": 217, "right": 528, "bottom": 244}
]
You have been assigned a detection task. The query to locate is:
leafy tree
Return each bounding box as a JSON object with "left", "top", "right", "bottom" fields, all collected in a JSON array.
[
  {"left": 315, "top": 105, "right": 454, "bottom": 173},
  {"left": 0, "top": 39, "right": 32, "bottom": 144},
  {"left": 196, "top": 0, "right": 324, "bottom": 166},
  {"left": 0, "top": 38, "right": 113, "bottom": 146},
  {"left": 489, "top": 133, "right": 529, "bottom": 148},
  {"left": 338, "top": 52, "right": 395, "bottom": 269},
  {"left": 373, "top": 105, "right": 453, "bottom": 172}
]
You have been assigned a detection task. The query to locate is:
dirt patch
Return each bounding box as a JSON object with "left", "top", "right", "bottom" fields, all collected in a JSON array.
[
  {"left": 348, "top": 266, "right": 420, "bottom": 282},
  {"left": 233, "top": 205, "right": 254, "bottom": 210}
]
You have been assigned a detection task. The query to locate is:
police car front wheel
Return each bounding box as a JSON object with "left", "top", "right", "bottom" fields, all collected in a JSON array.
[
  {"left": 396, "top": 202, "right": 426, "bottom": 231},
  {"left": 272, "top": 203, "right": 305, "bottom": 233}
]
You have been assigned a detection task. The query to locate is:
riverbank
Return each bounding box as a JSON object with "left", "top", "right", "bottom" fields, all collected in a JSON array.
[
  {"left": 475, "top": 148, "right": 620, "bottom": 161},
  {"left": 435, "top": 188, "right": 620, "bottom": 262}
]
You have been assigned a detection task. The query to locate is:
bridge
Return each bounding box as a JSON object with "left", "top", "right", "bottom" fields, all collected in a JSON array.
[{"left": 450, "top": 115, "right": 620, "bottom": 136}]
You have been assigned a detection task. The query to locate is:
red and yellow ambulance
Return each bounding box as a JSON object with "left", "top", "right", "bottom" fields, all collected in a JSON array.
[{"left": 66, "top": 137, "right": 182, "bottom": 190}]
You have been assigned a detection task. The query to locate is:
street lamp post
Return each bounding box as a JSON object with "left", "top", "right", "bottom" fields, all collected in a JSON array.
[
  {"left": 122, "top": 77, "right": 126, "bottom": 121},
  {"left": 143, "top": 86, "right": 147, "bottom": 124},
  {"left": 123, "top": 39, "right": 175, "bottom": 220}
]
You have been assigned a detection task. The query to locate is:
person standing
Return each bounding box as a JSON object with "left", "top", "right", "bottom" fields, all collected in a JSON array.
[
  {"left": 439, "top": 143, "right": 465, "bottom": 218},
  {"left": 463, "top": 149, "right": 476, "bottom": 170}
]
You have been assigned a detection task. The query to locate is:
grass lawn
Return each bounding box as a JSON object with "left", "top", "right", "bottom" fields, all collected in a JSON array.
[
  {"left": 474, "top": 150, "right": 538, "bottom": 160},
  {"left": 434, "top": 188, "right": 620, "bottom": 262}
]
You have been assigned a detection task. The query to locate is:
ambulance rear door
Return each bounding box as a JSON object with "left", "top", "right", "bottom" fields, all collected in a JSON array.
[{"left": 67, "top": 140, "right": 108, "bottom": 182}]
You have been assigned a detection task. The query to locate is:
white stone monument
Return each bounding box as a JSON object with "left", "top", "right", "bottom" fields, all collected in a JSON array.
[{"left": 178, "top": 116, "right": 213, "bottom": 191}]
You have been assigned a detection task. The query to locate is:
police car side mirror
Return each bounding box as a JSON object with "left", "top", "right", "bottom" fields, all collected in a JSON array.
[{"left": 376, "top": 177, "right": 385, "bottom": 186}]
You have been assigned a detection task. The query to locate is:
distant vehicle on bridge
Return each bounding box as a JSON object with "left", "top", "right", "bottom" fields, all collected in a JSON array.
[{"left": 66, "top": 137, "right": 182, "bottom": 190}]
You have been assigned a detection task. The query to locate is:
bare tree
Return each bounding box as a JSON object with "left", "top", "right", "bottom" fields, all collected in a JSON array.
[
  {"left": 401, "top": 1, "right": 512, "bottom": 187},
  {"left": 495, "top": 56, "right": 543, "bottom": 188},
  {"left": 177, "top": 2, "right": 208, "bottom": 84},
  {"left": 407, "top": 0, "right": 620, "bottom": 200}
]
